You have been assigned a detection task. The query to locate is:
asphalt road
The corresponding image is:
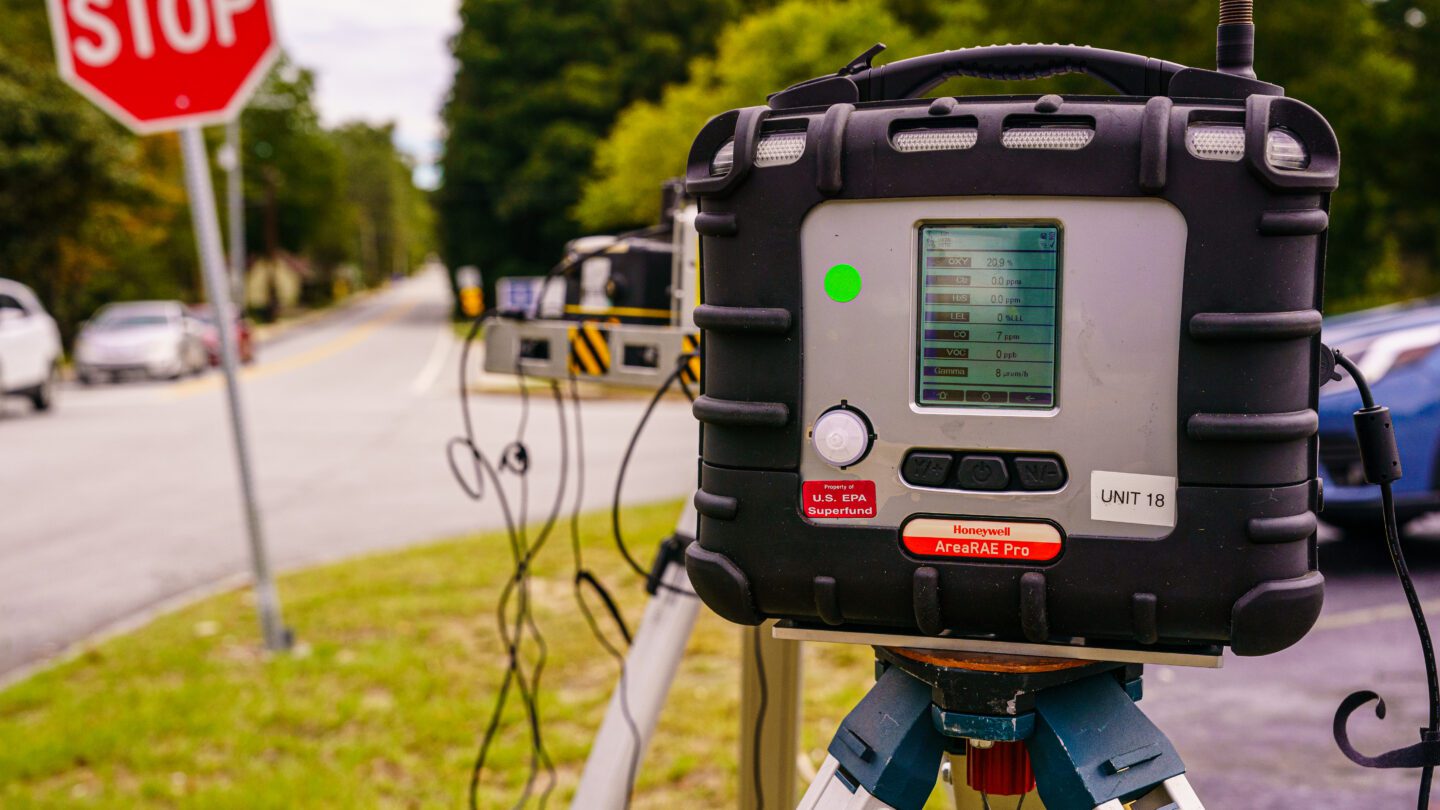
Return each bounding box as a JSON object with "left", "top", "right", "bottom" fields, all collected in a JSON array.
[
  {"left": 0, "top": 269, "right": 696, "bottom": 679},
  {"left": 1147, "top": 531, "right": 1440, "bottom": 808},
  {"left": 5, "top": 268, "right": 1440, "bottom": 805}
]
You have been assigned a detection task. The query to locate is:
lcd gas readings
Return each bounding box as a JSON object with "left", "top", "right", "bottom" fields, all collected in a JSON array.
[{"left": 917, "top": 224, "right": 1059, "bottom": 409}]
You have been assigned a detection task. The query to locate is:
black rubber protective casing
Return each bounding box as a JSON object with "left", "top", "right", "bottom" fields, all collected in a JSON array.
[{"left": 683, "top": 46, "right": 1340, "bottom": 657}]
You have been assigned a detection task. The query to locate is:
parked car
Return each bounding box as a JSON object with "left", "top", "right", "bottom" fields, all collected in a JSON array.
[
  {"left": 0, "top": 279, "right": 62, "bottom": 411},
  {"left": 188, "top": 304, "right": 255, "bottom": 366},
  {"left": 1319, "top": 297, "right": 1440, "bottom": 532},
  {"left": 73, "top": 301, "right": 208, "bottom": 383}
]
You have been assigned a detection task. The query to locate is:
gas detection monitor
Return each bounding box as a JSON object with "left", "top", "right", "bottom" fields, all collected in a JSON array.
[{"left": 682, "top": 42, "right": 1340, "bottom": 659}]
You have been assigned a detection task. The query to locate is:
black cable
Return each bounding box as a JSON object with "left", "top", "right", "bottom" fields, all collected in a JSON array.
[
  {"left": 567, "top": 373, "right": 635, "bottom": 646},
  {"left": 462, "top": 453, "right": 519, "bottom": 809},
  {"left": 462, "top": 333, "right": 557, "bottom": 809},
  {"left": 453, "top": 295, "right": 701, "bottom": 805},
  {"left": 676, "top": 370, "right": 697, "bottom": 404},
  {"left": 448, "top": 313, "right": 526, "bottom": 810},
  {"left": 978, "top": 790, "right": 1026, "bottom": 809},
  {"left": 572, "top": 352, "right": 702, "bottom": 800},
  {"left": 1334, "top": 351, "right": 1440, "bottom": 810},
  {"left": 577, "top": 354, "right": 703, "bottom": 800},
  {"left": 564, "top": 371, "right": 644, "bottom": 808},
  {"left": 749, "top": 627, "right": 769, "bottom": 810},
  {"left": 451, "top": 310, "right": 568, "bottom": 810},
  {"left": 456, "top": 311, "right": 693, "bottom": 806},
  {"left": 493, "top": 359, "right": 559, "bottom": 810},
  {"left": 611, "top": 352, "right": 701, "bottom": 593},
  {"left": 516, "top": 373, "right": 568, "bottom": 809},
  {"left": 567, "top": 372, "right": 588, "bottom": 574}
]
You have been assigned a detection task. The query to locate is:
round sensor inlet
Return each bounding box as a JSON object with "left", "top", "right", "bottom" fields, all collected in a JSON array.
[{"left": 812, "top": 408, "right": 872, "bottom": 468}]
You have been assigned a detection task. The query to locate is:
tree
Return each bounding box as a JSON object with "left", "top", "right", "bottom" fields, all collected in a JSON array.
[
  {"left": 240, "top": 59, "right": 350, "bottom": 298},
  {"left": 234, "top": 63, "right": 437, "bottom": 312},
  {"left": 437, "top": 0, "right": 767, "bottom": 309},
  {"left": 0, "top": 39, "right": 197, "bottom": 342},
  {"left": 578, "top": 0, "right": 988, "bottom": 230},
  {"left": 956, "top": 0, "right": 1414, "bottom": 308},
  {"left": 580, "top": 0, "right": 1423, "bottom": 310},
  {"left": 0, "top": 0, "right": 435, "bottom": 338},
  {"left": 331, "top": 122, "right": 436, "bottom": 286},
  {"left": 1345, "top": 0, "right": 1440, "bottom": 309}
]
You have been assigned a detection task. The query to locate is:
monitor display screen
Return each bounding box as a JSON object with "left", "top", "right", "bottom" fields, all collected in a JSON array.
[{"left": 916, "top": 223, "right": 1061, "bottom": 409}]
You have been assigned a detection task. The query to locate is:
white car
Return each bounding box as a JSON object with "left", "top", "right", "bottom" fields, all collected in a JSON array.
[
  {"left": 74, "top": 301, "right": 208, "bottom": 383},
  {"left": 0, "top": 279, "right": 63, "bottom": 412}
]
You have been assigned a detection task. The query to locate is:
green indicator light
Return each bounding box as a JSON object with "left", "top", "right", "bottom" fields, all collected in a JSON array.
[{"left": 825, "top": 263, "right": 862, "bottom": 303}]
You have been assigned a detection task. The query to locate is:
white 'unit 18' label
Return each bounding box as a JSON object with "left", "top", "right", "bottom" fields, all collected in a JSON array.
[{"left": 1090, "top": 471, "right": 1177, "bottom": 528}]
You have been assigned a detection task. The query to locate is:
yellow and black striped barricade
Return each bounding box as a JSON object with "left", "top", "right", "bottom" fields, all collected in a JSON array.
[{"left": 482, "top": 316, "right": 700, "bottom": 389}]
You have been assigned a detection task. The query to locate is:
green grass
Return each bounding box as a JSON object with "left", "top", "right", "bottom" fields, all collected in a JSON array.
[
  {"left": 0, "top": 500, "right": 898, "bottom": 809},
  {"left": 453, "top": 320, "right": 483, "bottom": 340}
]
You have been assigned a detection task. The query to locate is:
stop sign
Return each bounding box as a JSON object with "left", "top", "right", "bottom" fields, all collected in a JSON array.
[{"left": 46, "top": 0, "right": 278, "bottom": 133}]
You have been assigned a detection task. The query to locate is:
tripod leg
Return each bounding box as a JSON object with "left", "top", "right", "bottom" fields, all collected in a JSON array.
[
  {"left": 741, "top": 625, "right": 803, "bottom": 809},
  {"left": 1028, "top": 674, "right": 1204, "bottom": 810},
  {"left": 797, "top": 755, "right": 900, "bottom": 810},
  {"left": 570, "top": 503, "right": 701, "bottom": 810},
  {"left": 1101, "top": 775, "right": 1202, "bottom": 810},
  {"left": 797, "top": 664, "right": 947, "bottom": 810}
]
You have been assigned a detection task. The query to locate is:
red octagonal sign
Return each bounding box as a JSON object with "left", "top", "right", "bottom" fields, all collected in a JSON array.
[{"left": 47, "top": 0, "right": 278, "bottom": 133}]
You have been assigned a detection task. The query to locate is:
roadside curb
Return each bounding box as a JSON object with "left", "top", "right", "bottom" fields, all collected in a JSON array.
[
  {"left": 251, "top": 284, "right": 390, "bottom": 348},
  {"left": 0, "top": 572, "right": 252, "bottom": 692}
]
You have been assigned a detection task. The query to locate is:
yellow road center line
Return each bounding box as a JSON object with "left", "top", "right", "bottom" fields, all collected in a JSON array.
[
  {"left": 164, "top": 299, "right": 420, "bottom": 400},
  {"left": 1315, "top": 598, "right": 1440, "bottom": 632}
]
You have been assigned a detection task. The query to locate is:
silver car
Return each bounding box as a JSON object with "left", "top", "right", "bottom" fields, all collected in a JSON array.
[{"left": 74, "top": 301, "right": 208, "bottom": 383}]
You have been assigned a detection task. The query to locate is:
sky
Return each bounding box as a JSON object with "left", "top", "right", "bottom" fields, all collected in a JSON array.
[{"left": 272, "top": 0, "right": 461, "bottom": 189}]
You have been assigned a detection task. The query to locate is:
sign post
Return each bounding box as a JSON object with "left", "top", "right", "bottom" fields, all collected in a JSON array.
[
  {"left": 218, "top": 120, "right": 247, "bottom": 304},
  {"left": 47, "top": 0, "right": 291, "bottom": 652}
]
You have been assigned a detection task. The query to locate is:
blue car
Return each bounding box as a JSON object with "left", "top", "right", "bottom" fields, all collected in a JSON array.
[{"left": 1319, "top": 297, "right": 1440, "bottom": 532}]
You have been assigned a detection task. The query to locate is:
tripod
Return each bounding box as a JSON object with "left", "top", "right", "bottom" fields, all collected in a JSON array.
[
  {"left": 571, "top": 498, "right": 802, "bottom": 809},
  {"left": 798, "top": 648, "right": 1205, "bottom": 810}
]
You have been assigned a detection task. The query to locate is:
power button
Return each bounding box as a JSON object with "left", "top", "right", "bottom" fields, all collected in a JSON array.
[{"left": 955, "top": 456, "right": 1010, "bottom": 491}]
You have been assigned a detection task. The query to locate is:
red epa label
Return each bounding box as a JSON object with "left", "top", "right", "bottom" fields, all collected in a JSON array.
[
  {"left": 803, "top": 480, "right": 877, "bottom": 519},
  {"left": 902, "top": 518, "right": 1063, "bottom": 562}
]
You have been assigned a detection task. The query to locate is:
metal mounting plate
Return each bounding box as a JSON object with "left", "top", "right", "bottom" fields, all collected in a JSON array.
[{"left": 771, "top": 622, "right": 1223, "bottom": 669}]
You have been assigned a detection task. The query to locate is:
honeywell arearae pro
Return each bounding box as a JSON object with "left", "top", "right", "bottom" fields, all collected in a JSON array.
[{"left": 682, "top": 38, "right": 1340, "bottom": 661}]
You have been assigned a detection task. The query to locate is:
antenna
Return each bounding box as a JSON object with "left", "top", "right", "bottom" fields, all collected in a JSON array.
[{"left": 1217, "top": 0, "right": 1257, "bottom": 79}]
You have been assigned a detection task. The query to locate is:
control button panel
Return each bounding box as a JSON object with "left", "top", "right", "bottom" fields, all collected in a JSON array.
[
  {"left": 1014, "top": 456, "right": 1065, "bottom": 491},
  {"left": 900, "top": 450, "right": 1068, "bottom": 493},
  {"left": 955, "top": 456, "right": 1009, "bottom": 491},
  {"left": 901, "top": 453, "right": 953, "bottom": 487}
]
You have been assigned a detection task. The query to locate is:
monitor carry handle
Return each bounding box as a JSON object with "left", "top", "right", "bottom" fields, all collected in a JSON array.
[
  {"left": 849, "top": 43, "right": 1186, "bottom": 101},
  {"left": 766, "top": 41, "right": 1279, "bottom": 110},
  {"left": 768, "top": 43, "right": 1188, "bottom": 109}
]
